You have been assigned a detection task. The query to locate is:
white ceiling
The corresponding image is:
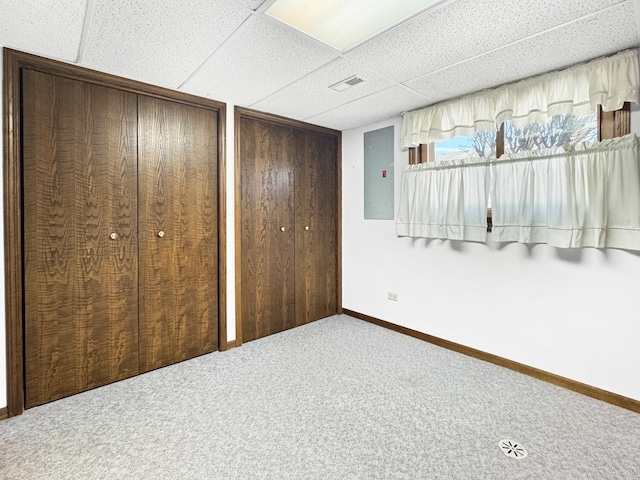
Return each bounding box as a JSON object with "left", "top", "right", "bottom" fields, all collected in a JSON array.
[{"left": 2, "top": 0, "right": 639, "bottom": 131}]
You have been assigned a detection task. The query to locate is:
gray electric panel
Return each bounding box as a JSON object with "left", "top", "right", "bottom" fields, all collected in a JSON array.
[{"left": 364, "top": 126, "right": 394, "bottom": 219}]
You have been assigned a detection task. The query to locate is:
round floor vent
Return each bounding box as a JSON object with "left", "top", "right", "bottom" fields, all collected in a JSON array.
[{"left": 498, "top": 439, "right": 528, "bottom": 459}]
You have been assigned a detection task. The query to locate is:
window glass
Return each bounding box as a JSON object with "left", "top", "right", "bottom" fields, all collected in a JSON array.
[
  {"left": 434, "top": 131, "right": 496, "bottom": 162},
  {"left": 504, "top": 112, "right": 597, "bottom": 155}
]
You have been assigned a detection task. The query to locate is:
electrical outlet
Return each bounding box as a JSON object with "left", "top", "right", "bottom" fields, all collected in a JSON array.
[{"left": 388, "top": 292, "right": 398, "bottom": 301}]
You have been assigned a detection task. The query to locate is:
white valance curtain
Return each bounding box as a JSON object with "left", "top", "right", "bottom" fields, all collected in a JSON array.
[
  {"left": 492, "top": 134, "right": 640, "bottom": 250},
  {"left": 397, "top": 158, "right": 490, "bottom": 242},
  {"left": 401, "top": 49, "right": 640, "bottom": 148}
]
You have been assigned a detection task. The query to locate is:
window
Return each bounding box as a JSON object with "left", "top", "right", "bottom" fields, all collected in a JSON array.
[
  {"left": 409, "top": 131, "right": 496, "bottom": 164},
  {"left": 408, "top": 104, "right": 630, "bottom": 164},
  {"left": 503, "top": 112, "right": 597, "bottom": 155},
  {"left": 434, "top": 131, "right": 497, "bottom": 161},
  {"left": 406, "top": 104, "right": 631, "bottom": 231}
]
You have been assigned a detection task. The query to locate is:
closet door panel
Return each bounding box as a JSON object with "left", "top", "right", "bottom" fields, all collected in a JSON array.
[
  {"left": 138, "top": 96, "right": 219, "bottom": 372},
  {"left": 23, "top": 70, "right": 139, "bottom": 408},
  {"left": 314, "top": 134, "right": 338, "bottom": 319},
  {"left": 295, "top": 132, "right": 338, "bottom": 325},
  {"left": 240, "top": 118, "right": 295, "bottom": 342}
]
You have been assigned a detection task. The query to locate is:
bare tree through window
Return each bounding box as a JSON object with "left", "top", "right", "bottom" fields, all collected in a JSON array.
[
  {"left": 503, "top": 113, "right": 597, "bottom": 154},
  {"left": 417, "top": 112, "right": 598, "bottom": 163}
]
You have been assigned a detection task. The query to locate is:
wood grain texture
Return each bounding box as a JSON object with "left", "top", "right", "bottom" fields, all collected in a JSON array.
[
  {"left": 0, "top": 407, "right": 7, "bottom": 421},
  {"left": 294, "top": 131, "right": 338, "bottom": 325},
  {"left": 599, "top": 103, "right": 631, "bottom": 140},
  {"left": 614, "top": 102, "right": 631, "bottom": 138},
  {"left": 3, "top": 48, "right": 26, "bottom": 417},
  {"left": 234, "top": 108, "right": 245, "bottom": 347},
  {"left": 138, "top": 96, "right": 219, "bottom": 372},
  {"left": 600, "top": 108, "right": 614, "bottom": 140},
  {"left": 344, "top": 309, "right": 640, "bottom": 414},
  {"left": 235, "top": 107, "right": 339, "bottom": 138},
  {"left": 23, "top": 69, "right": 139, "bottom": 408},
  {"left": 5, "top": 48, "right": 225, "bottom": 417},
  {"left": 219, "top": 339, "right": 237, "bottom": 352},
  {"left": 236, "top": 108, "right": 341, "bottom": 344},
  {"left": 336, "top": 131, "right": 343, "bottom": 315},
  {"left": 239, "top": 118, "right": 296, "bottom": 342}
]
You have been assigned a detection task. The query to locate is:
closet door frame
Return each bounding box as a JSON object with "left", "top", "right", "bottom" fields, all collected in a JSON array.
[
  {"left": 2, "top": 48, "right": 228, "bottom": 418},
  {"left": 234, "top": 107, "right": 342, "bottom": 346}
]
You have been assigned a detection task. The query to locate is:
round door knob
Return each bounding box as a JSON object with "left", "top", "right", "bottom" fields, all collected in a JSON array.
[
  {"left": 157, "top": 230, "right": 165, "bottom": 238},
  {"left": 109, "top": 232, "right": 118, "bottom": 240},
  {"left": 280, "top": 227, "right": 285, "bottom": 232},
  {"left": 304, "top": 226, "right": 310, "bottom": 231}
]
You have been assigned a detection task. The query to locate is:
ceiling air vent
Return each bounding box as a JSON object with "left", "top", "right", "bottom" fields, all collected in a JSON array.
[{"left": 329, "top": 75, "right": 364, "bottom": 92}]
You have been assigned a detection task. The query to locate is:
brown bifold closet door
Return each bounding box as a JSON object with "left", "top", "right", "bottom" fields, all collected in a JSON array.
[
  {"left": 138, "top": 96, "right": 219, "bottom": 372},
  {"left": 240, "top": 118, "right": 296, "bottom": 342},
  {"left": 239, "top": 115, "right": 338, "bottom": 343},
  {"left": 294, "top": 131, "right": 338, "bottom": 325},
  {"left": 23, "top": 69, "right": 139, "bottom": 408}
]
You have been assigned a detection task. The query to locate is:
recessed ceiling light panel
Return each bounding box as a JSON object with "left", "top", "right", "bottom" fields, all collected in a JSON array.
[{"left": 265, "top": 0, "right": 442, "bottom": 51}]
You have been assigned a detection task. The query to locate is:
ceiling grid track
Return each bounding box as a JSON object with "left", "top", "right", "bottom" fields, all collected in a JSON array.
[
  {"left": 403, "top": 0, "right": 630, "bottom": 87},
  {"left": 178, "top": 14, "right": 254, "bottom": 90},
  {"left": 301, "top": 86, "right": 405, "bottom": 123},
  {"left": 76, "top": 0, "right": 98, "bottom": 64},
  {"left": 631, "top": 0, "right": 640, "bottom": 44}
]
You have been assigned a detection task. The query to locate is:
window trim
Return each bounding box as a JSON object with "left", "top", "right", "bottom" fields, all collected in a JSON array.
[{"left": 599, "top": 102, "right": 631, "bottom": 140}]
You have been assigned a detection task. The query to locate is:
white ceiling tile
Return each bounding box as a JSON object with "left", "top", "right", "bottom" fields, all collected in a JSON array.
[
  {"left": 181, "top": 15, "right": 340, "bottom": 106},
  {"left": 232, "top": 0, "right": 268, "bottom": 10},
  {"left": 405, "top": 1, "right": 639, "bottom": 106},
  {"left": 2, "top": 0, "right": 637, "bottom": 132},
  {"left": 346, "top": 0, "right": 627, "bottom": 83},
  {"left": 80, "top": 0, "right": 251, "bottom": 88},
  {"left": 0, "top": 0, "right": 87, "bottom": 61},
  {"left": 306, "top": 86, "right": 427, "bottom": 131},
  {"left": 251, "top": 58, "right": 396, "bottom": 121}
]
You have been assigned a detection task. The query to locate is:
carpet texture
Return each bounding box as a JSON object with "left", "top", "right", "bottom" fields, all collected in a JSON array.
[{"left": 0, "top": 315, "right": 639, "bottom": 479}]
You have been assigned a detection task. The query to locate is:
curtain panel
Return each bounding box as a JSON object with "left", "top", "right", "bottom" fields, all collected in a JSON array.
[
  {"left": 492, "top": 133, "right": 640, "bottom": 250},
  {"left": 401, "top": 49, "right": 639, "bottom": 148},
  {"left": 397, "top": 158, "right": 490, "bottom": 242}
]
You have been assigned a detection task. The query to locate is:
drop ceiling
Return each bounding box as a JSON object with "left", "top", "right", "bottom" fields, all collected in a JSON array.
[{"left": 1, "top": 0, "right": 639, "bottom": 131}]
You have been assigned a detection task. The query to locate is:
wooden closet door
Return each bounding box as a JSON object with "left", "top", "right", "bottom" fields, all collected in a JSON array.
[
  {"left": 240, "top": 118, "right": 296, "bottom": 342},
  {"left": 294, "top": 131, "right": 338, "bottom": 325},
  {"left": 23, "top": 70, "right": 139, "bottom": 408},
  {"left": 138, "top": 96, "right": 219, "bottom": 372}
]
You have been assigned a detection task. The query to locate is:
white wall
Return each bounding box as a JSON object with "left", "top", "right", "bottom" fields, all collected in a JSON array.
[
  {"left": 226, "top": 105, "right": 236, "bottom": 342},
  {"left": 342, "top": 114, "right": 640, "bottom": 402}
]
